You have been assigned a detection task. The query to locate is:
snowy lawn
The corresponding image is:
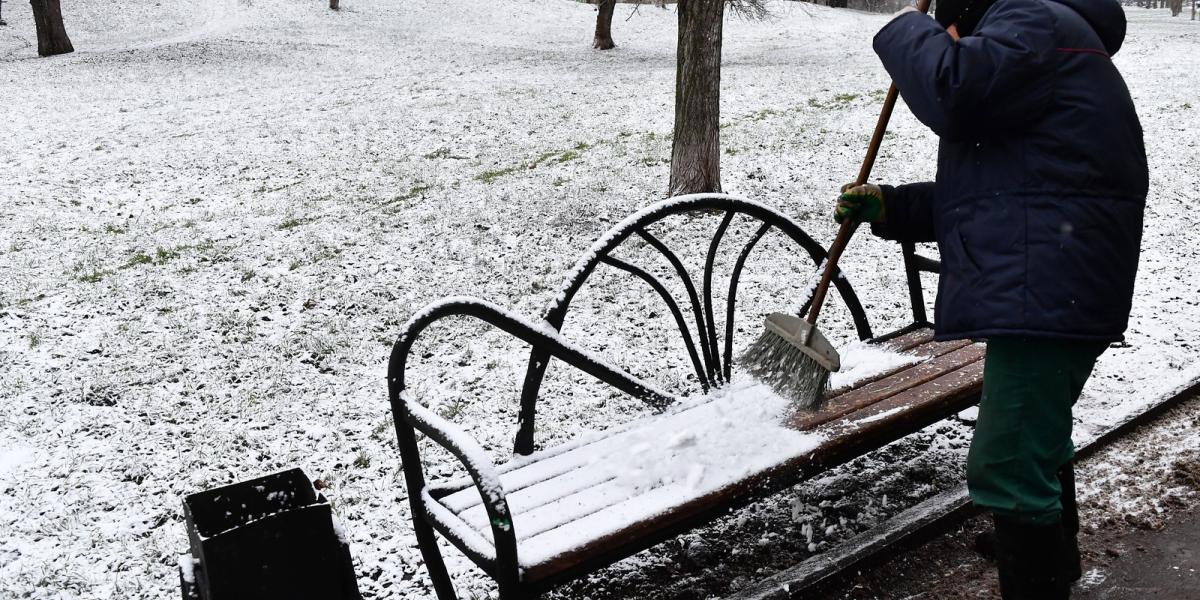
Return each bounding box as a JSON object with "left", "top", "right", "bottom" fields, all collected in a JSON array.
[{"left": 1, "top": 1, "right": 1197, "bottom": 598}]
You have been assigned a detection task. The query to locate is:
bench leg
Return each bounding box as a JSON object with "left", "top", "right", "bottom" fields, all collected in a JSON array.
[
  {"left": 396, "top": 418, "right": 459, "bottom": 600},
  {"left": 498, "top": 583, "right": 538, "bottom": 600},
  {"left": 412, "top": 509, "right": 458, "bottom": 600}
]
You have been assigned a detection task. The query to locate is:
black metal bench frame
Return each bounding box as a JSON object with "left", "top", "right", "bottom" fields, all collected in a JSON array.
[{"left": 387, "top": 194, "right": 941, "bottom": 599}]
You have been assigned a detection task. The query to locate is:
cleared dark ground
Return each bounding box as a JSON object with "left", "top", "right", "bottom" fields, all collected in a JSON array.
[{"left": 815, "top": 392, "right": 1200, "bottom": 600}]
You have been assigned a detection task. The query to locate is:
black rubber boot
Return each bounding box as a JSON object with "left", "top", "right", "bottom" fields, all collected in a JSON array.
[
  {"left": 1059, "top": 462, "right": 1082, "bottom": 583},
  {"left": 974, "top": 463, "right": 1081, "bottom": 583},
  {"left": 994, "top": 515, "right": 1072, "bottom": 600},
  {"left": 974, "top": 528, "right": 998, "bottom": 561}
]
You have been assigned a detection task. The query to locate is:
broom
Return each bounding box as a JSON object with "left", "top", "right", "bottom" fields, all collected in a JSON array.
[{"left": 743, "top": 0, "right": 932, "bottom": 409}]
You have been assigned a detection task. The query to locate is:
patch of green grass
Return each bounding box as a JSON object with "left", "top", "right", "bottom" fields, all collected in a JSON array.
[
  {"left": 437, "top": 396, "right": 468, "bottom": 421},
  {"left": 155, "top": 247, "right": 179, "bottom": 263},
  {"left": 77, "top": 269, "right": 112, "bottom": 283},
  {"left": 103, "top": 223, "right": 127, "bottom": 235},
  {"left": 254, "top": 180, "right": 301, "bottom": 194},
  {"left": 353, "top": 451, "right": 371, "bottom": 469},
  {"left": 808, "top": 93, "right": 859, "bottom": 111},
  {"left": 423, "top": 147, "right": 452, "bottom": 159},
  {"left": 371, "top": 419, "right": 392, "bottom": 439},
  {"left": 725, "top": 147, "right": 740, "bottom": 156},
  {"left": 16, "top": 294, "right": 44, "bottom": 307},
  {"left": 474, "top": 165, "right": 521, "bottom": 183},
  {"left": 751, "top": 107, "right": 781, "bottom": 121},
  {"left": 277, "top": 216, "right": 313, "bottom": 230},
  {"left": 125, "top": 252, "right": 153, "bottom": 268},
  {"left": 475, "top": 142, "right": 596, "bottom": 184},
  {"left": 397, "top": 182, "right": 432, "bottom": 202}
]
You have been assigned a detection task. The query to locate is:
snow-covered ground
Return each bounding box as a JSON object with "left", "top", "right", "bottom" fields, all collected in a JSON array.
[{"left": 0, "top": 1, "right": 1196, "bottom": 598}]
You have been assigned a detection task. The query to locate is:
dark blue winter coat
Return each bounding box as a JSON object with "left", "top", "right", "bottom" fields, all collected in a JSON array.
[{"left": 870, "top": 0, "right": 1148, "bottom": 343}]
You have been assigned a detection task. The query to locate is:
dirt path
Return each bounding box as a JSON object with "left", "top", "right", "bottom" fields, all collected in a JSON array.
[
  {"left": 816, "top": 392, "right": 1200, "bottom": 599},
  {"left": 1077, "top": 509, "right": 1200, "bottom": 600}
]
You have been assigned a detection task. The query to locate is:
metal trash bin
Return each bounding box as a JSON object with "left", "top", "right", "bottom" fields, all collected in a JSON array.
[{"left": 179, "top": 468, "right": 362, "bottom": 600}]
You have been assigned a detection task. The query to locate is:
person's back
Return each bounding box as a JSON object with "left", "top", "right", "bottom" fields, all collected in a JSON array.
[
  {"left": 870, "top": 0, "right": 1148, "bottom": 343},
  {"left": 836, "top": 1, "right": 1148, "bottom": 597}
]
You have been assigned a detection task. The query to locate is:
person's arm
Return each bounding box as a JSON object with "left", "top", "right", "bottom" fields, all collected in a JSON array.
[
  {"left": 872, "top": 182, "right": 936, "bottom": 243},
  {"left": 872, "top": 0, "right": 1056, "bottom": 141}
]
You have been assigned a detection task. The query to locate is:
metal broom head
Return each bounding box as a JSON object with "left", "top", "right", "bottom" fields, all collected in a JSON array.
[{"left": 742, "top": 313, "right": 841, "bottom": 410}]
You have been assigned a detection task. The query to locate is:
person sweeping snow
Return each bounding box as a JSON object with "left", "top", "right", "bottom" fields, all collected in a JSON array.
[{"left": 834, "top": 0, "right": 1148, "bottom": 597}]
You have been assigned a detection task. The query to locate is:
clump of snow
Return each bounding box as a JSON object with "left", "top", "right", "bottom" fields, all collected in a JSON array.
[
  {"left": 0, "top": 448, "right": 38, "bottom": 476},
  {"left": 434, "top": 376, "right": 825, "bottom": 567},
  {"left": 599, "top": 377, "right": 822, "bottom": 497},
  {"left": 177, "top": 554, "right": 197, "bottom": 585},
  {"left": 851, "top": 405, "right": 905, "bottom": 425},
  {"left": 828, "top": 341, "right": 922, "bottom": 389},
  {"left": 330, "top": 515, "right": 349, "bottom": 545}
]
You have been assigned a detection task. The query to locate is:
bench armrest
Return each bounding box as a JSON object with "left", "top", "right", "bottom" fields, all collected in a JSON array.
[{"left": 400, "top": 394, "right": 517, "bottom": 566}]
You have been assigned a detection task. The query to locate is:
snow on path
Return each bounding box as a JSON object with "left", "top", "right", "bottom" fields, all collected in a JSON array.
[{"left": 0, "top": 1, "right": 1196, "bottom": 598}]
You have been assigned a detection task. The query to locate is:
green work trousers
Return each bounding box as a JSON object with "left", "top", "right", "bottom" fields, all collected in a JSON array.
[{"left": 966, "top": 337, "right": 1108, "bottom": 525}]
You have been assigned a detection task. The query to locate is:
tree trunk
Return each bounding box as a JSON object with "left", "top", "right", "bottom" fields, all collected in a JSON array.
[
  {"left": 669, "top": 0, "right": 724, "bottom": 196},
  {"left": 1170, "top": 0, "right": 1182, "bottom": 16},
  {"left": 594, "top": 0, "right": 616, "bottom": 50},
  {"left": 29, "top": 0, "right": 73, "bottom": 56},
  {"left": 330, "top": 0, "right": 339, "bottom": 10}
]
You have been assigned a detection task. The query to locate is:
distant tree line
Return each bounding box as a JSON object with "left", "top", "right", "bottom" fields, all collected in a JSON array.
[{"left": 1122, "top": 0, "right": 1188, "bottom": 15}]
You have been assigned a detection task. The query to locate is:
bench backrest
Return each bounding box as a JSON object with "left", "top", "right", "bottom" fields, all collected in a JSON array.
[{"left": 511, "top": 193, "right": 881, "bottom": 455}]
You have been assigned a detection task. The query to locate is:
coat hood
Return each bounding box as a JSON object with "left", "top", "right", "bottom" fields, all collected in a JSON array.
[{"left": 1050, "top": 0, "right": 1127, "bottom": 55}]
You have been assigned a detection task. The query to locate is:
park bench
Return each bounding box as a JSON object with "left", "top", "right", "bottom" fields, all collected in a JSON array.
[{"left": 387, "top": 194, "right": 983, "bottom": 599}]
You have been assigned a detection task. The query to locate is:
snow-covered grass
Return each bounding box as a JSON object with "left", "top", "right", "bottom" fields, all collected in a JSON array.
[{"left": 0, "top": 1, "right": 1196, "bottom": 598}]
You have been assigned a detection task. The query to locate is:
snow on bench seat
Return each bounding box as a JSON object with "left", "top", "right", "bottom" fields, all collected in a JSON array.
[{"left": 420, "top": 328, "right": 985, "bottom": 582}]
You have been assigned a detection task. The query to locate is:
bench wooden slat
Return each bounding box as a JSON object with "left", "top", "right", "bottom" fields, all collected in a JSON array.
[
  {"left": 792, "top": 343, "right": 984, "bottom": 431},
  {"left": 442, "top": 397, "right": 726, "bottom": 516},
  {"left": 440, "top": 331, "right": 958, "bottom": 516},
  {"left": 422, "top": 327, "right": 989, "bottom": 586},
  {"left": 516, "top": 355, "right": 984, "bottom": 583},
  {"left": 820, "top": 359, "right": 986, "bottom": 438},
  {"left": 878, "top": 328, "right": 936, "bottom": 352},
  {"left": 446, "top": 336, "right": 968, "bottom": 518},
  {"left": 824, "top": 338, "right": 972, "bottom": 399}
]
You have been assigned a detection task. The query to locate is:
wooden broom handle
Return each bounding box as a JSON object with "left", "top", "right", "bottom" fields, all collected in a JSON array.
[{"left": 805, "top": 0, "right": 930, "bottom": 326}]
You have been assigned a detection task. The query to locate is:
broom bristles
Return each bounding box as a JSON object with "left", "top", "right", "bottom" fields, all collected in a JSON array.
[{"left": 742, "top": 329, "right": 831, "bottom": 410}]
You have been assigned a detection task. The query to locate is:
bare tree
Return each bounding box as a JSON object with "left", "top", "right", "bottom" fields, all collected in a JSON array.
[
  {"left": 594, "top": 0, "right": 617, "bottom": 49},
  {"left": 668, "top": 0, "right": 769, "bottom": 195},
  {"left": 669, "top": 0, "right": 726, "bottom": 195},
  {"left": 29, "top": 0, "right": 73, "bottom": 56}
]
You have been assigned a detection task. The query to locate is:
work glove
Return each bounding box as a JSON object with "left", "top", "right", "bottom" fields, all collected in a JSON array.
[{"left": 834, "top": 183, "right": 886, "bottom": 224}]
